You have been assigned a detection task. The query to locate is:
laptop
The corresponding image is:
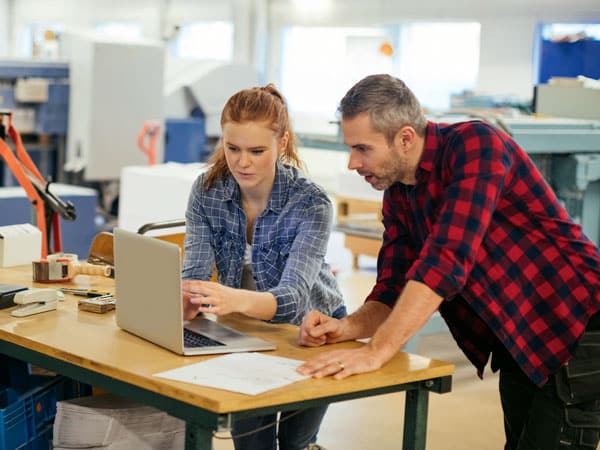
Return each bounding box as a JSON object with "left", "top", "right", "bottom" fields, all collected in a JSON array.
[{"left": 113, "top": 228, "right": 276, "bottom": 356}]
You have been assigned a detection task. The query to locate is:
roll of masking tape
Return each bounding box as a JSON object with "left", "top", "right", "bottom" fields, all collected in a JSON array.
[{"left": 47, "top": 253, "right": 79, "bottom": 263}]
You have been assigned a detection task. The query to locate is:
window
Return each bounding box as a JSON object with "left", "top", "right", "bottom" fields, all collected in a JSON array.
[
  {"left": 17, "top": 23, "right": 64, "bottom": 58},
  {"left": 168, "top": 21, "right": 234, "bottom": 61},
  {"left": 95, "top": 22, "right": 143, "bottom": 40},
  {"left": 279, "top": 22, "right": 480, "bottom": 121},
  {"left": 281, "top": 26, "right": 393, "bottom": 121},
  {"left": 541, "top": 23, "right": 600, "bottom": 41},
  {"left": 397, "top": 23, "right": 480, "bottom": 111}
]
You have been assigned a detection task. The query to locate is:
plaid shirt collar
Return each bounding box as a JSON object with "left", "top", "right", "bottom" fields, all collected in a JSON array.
[
  {"left": 221, "top": 160, "right": 291, "bottom": 214},
  {"left": 414, "top": 121, "right": 439, "bottom": 184}
]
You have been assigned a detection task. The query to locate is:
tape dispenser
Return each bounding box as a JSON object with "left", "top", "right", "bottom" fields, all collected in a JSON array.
[{"left": 32, "top": 253, "right": 112, "bottom": 283}]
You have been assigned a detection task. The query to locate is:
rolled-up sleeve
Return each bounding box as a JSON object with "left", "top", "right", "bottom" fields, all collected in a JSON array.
[{"left": 268, "top": 199, "right": 333, "bottom": 323}]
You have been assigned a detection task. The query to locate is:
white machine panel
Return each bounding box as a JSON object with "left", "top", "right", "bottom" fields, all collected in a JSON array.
[
  {"left": 118, "top": 163, "right": 208, "bottom": 231},
  {"left": 164, "top": 59, "right": 259, "bottom": 137},
  {"left": 65, "top": 34, "right": 165, "bottom": 180}
]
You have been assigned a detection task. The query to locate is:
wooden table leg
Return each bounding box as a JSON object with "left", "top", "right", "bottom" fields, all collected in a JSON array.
[{"left": 344, "top": 234, "right": 381, "bottom": 269}]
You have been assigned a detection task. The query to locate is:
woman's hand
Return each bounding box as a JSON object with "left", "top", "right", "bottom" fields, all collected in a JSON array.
[
  {"left": 182, "top": 279, "right": 243, "bottom": 318},
  {"left": 182, "top": 279, "right": 204, "bottom": 319}
]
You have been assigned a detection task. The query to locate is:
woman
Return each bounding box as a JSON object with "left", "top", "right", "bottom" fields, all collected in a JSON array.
[{"left": 182, "top": 84, "right": 345, "bottom": 450}]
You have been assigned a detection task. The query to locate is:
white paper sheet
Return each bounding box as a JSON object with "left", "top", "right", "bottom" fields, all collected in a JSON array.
[{"left": 154, "top": 352, "right": 310, "bottom": 395}]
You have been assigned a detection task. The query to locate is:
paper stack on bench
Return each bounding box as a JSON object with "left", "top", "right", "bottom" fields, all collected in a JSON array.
[{"left": 52, "top": 394, "right": 185, "bottom": 449}]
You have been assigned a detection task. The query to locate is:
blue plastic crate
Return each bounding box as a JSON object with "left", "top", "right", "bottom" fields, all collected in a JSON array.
[
  {"left": 0, "top": 376, "right": 84, "bottom": 450},
  {"left": 21, "top": 422, "right": 52, "bottom": 450},
  {"left": 0, "top": 387, "right": 29, "bottom": 450},
  {"left": 26, "top": 382, "right": 58, "bottom": 434}
]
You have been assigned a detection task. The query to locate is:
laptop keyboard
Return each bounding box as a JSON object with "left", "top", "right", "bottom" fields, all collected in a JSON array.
[{"left": 184, "top": 328, "right": 225, "bottom": 347}]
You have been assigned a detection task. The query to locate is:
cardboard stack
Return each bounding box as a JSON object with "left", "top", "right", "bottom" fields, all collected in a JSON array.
[{"left": 52, "top": 394, "right": 185, "bottom": 450}]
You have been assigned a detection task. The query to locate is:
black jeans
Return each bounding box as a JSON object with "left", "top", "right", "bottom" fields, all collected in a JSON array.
[
  {"left": 499, "top": 315, "right": 600, "bottom": 450},
  {"left": 500, "top": 367, "right": 565, "bottom": 449}
]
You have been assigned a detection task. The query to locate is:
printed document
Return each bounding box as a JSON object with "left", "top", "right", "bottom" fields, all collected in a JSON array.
[{"left": 154, "top": 352, "right": 309, "bottom": 395}]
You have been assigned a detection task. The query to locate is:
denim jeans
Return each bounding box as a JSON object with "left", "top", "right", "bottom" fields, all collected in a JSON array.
[
  {"left": 232, "top": 406, "right": 329, "bottom": 450},
  {"left": 232, "top": 305, "right": 348, "bottom": 450}
]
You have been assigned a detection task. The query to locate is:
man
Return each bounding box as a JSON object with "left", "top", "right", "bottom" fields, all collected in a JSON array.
[{"left": 297, "top": 74, "right": 600, "bottom": 449}]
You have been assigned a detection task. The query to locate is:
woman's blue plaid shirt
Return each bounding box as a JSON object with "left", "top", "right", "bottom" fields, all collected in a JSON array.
[{"left": 183, "top": 162, "right": 344, "bottom": 326}]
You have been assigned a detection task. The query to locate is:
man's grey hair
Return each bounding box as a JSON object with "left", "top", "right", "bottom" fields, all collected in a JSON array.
[{"left": 338, "top": 74, "right": 427, "bottom": 145}]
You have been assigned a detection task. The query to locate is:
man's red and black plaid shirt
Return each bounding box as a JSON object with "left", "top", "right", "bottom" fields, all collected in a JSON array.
[{"left": 366, "top": 120, "right": 600, "bottom": 386}]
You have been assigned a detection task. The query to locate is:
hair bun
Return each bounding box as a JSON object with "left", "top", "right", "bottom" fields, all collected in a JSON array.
[{"left": 261, "top": 84, "right": 285, "bottom": 103}]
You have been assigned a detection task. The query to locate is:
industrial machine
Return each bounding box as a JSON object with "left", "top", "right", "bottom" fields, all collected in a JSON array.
[
  {"left": 63, "top": 32, "right": 165, "bottom": 181},
  {"left": 163, "top": 59, "right": 259, "bottom": 162},
  {"left": 502, "top": 116, "right": 600, "bottom": 244},
  {"left": 0, "top": 59, "right": 69, "bottom": 186},
  {"left": 0, "top": 111, "right": 75, "bottom": 258}
]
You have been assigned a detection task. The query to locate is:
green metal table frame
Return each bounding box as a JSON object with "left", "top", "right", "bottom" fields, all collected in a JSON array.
[{"left": 0, "top": 340, "right": 452, "bottom": 450}]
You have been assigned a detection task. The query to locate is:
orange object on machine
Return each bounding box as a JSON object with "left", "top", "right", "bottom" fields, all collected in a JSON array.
[
  {"left": 137, "top": 120, "right": 160, "bottom": 165},
  {"left": 0, "top": 111, "right": 76, "bottom": 258}
]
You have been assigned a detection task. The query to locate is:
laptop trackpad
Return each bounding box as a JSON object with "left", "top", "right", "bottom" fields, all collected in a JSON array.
[{"left": 185, "top": 317, "right": 246, "bottom": 341}]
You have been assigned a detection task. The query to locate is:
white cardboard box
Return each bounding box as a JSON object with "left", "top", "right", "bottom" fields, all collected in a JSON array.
[{"left": 0, "top": 223, "right": 42, "bottom": 267}]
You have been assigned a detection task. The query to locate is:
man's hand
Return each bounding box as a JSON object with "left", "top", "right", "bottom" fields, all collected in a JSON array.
[
  {"left": 298, "top": 310, "right": 344, "bottom": 347},
  {"left": 296, "top": 343, "right": 389, "bottom": 380},
  {"left": 296, "top": 281, "right": 444, "bottom": 380}
]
